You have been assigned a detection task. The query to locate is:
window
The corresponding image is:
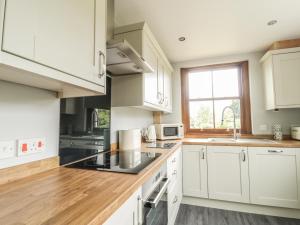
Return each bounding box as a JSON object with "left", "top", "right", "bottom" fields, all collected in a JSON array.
[{"left": 181, "top": 61, "right": 251, "bottom": 136}]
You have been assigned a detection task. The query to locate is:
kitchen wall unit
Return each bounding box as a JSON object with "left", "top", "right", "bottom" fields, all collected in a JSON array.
[
  {"left": 103, "top": 188, "right": 142, "bottom": 225},
  {"left": 261, "top": 47, "right": 300, "bottom": 110},
  {"left": 182, "top": 145, "right": 208, "bottom": 198},
  {"left": 112, "top": 22, "right": 173, "bottom": 113},
  {"left": 0, "top": 0, "right": 106, "bottom": 98},
  {"left": 249, "top": 147, "right": 300, "bottom": 209},
  {"left": 182, "top": 145, "right": 300, "bottom": 210}
]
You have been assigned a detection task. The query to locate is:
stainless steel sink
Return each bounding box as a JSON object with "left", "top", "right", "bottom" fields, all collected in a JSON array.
[{"left": 208, "top": 138, "right": 277, "bottom": 144}]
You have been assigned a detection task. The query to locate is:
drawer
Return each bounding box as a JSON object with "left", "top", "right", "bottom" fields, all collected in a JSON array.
[
  {"left": 168, "top": 181, "right": 181, "bottom": 224},
  {"left": 167, "top": 149, "right": 181, "bottom": 190},
  {"left": 167, "top": 149, "right": 180, "bottom": 175}
]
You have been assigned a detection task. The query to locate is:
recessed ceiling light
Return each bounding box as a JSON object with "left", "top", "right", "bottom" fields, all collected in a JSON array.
[
  {"left": 178, "top": 36, "right": 186, "bottom": 42},
  {"left": 267, "top": 20, "right": 278, "bottom": 26}
]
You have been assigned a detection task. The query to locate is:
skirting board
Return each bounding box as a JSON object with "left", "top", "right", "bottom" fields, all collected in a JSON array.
[{"left": 182, "top": 196, "right": 300, "bottom": 219}]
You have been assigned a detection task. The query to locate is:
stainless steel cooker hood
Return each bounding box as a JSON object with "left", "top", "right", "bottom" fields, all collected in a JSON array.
[{"left": 106, "top": 39, "right": 154, "bottom": 75}]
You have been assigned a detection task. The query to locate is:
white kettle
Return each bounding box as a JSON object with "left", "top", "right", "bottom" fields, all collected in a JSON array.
[{"left": 142, "top": 125, "right": 157, "bottom": 143}]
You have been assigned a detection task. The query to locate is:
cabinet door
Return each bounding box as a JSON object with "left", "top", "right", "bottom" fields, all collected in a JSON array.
[
  {"left": 273, "top": 52, "right": 300, "bottom": 107},
  {"left": 163, "top": 67, "right": 172, "bottom": 112},
  {"left": 182, "top": 145, "right": 208, "bottom": 198},
  {"left": 157, "top": 61, "right": 164, "bottom": 106},
  {"left": 35, "top": 0, "right": 101, "bottom": 84},
  {"left": 249, "top": 148, "right": 300, "bottom": 209},
  {"left": 207, "top": 146, "right": 249, "bottom": 203},
  {"left": 2, "top": 0, "right": 37, "bottom": 60},
  {"left": 93, "top": 0, "right": 106, "bottom": 86},
  {"left": 103, "top": 188, "right": 142, "bottom": 225},
  {"left": 143, "top": 35, "right": 159, "bottom": 106}
]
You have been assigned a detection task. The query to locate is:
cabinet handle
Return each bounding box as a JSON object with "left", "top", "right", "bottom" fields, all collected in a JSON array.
[
  {"left": 268, "top": 150, "right": 283, "bottom": 153},
  {"left": 173, "top": 196, "right": 178, "bottom": 204},
  {"left": 201, "top": 149, "right": 205, "bottom": 159},
  {"left": 172, "top": 158, "right": 176, "bottom": 163},
  {"left": 98, "top": 51, "right": 106, "bottom": 78},
  {"left": 172, "top": 170, "right": 177, "bottom": 176},
  {"left": 137, "top": 196, "right": 142, "bottom": 225},
  {"left": 133, "top": 211, "right": 135, "bottom": 225},
  {"left": 241, "top": 150, "right": 246, "bottom": 162}
]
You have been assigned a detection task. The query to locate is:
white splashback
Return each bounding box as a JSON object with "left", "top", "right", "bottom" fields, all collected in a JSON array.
[
  {"left": 0, "top": 81, "right": 60, "bottom": 169},
  {"left": 111, "top": 107, "right": 153, "bottom": 144}
]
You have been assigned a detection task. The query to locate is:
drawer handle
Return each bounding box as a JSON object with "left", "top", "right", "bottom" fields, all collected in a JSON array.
[
  {"left": 173, "top": 196, "right": 178, "bottom": 204},
  {"left": 268, "top": 150, "right": 283, "bottom": 153},
  {"left": 172, "top": 170, "right": 177, "bottom": 176}
]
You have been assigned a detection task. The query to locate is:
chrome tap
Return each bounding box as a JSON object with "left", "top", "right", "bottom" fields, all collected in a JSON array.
[
  {"left": 91, "top": 109, "right": 99, "bottom": 133},
  {"left": 221, "top": 106, "right": 238, "bottom": 140}
]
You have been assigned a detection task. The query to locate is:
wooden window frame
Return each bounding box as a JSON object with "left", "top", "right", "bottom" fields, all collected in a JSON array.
[{"left": 181, "top": 61, "right": 252, "bottom": 137}]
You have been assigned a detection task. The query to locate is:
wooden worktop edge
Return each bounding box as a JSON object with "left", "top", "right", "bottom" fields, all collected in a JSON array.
[{"left": 0, "top": 156, "right": 59, "bottom": 186}]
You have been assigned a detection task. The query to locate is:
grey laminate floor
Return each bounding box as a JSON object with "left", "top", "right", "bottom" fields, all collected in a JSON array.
[{"left": 174, "top": 204, "right": 300, "bottom": 225}]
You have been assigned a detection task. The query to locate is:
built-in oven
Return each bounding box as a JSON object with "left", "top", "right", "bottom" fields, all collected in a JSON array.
[{"left": 143, "top": 177, "right": 169, "bottom": 225}]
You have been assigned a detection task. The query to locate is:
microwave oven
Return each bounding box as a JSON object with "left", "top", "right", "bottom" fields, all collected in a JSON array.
[{"left": 154, "top": 123, "right": 184, "bottom": 140}]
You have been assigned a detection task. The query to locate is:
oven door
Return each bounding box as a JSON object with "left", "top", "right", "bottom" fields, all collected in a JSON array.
[{"left": 143, "top": 178, "right": 169, "bottom": 225}]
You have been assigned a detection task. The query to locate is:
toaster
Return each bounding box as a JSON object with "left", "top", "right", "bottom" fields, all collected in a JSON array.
[{"left": 291, "top": 127, "right": 300, "bottom": 140}]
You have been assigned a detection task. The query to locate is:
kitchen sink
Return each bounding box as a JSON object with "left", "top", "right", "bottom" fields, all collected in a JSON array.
[{"left": 208, "top": 138, "right": 277, "bottom": 144}]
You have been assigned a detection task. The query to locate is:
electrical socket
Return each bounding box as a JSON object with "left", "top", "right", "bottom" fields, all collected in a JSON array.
[
  {"left": 17, "top": 138, "right": 46, "bottom": 156},
  {"left": 0, "top": 141, "right": 15, "bottom": 160}
]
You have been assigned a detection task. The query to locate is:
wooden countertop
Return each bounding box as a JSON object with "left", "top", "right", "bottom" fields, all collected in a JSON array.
[
  {"left": 0, "top": 142, "right": 181, "bottom": 225},
  {"left": 183, "top": 138, "right": 300, "bottom": 148}
]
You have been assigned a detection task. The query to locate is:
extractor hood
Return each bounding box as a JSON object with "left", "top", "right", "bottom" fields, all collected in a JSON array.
[{"left": 106, "top": 39, "right": 154, "bottom": 75}]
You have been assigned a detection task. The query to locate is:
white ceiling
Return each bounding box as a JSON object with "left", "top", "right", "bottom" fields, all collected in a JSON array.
[{"left": 115, "top": 0, "right": 300, "bottom": 63}]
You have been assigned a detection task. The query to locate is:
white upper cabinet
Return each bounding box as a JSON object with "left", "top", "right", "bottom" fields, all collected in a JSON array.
[
  {"left": 248, "top": 147, "right": 300, "bottom": 209},
  {"left": 143, "top": 35, "right": 159, "bottom": 105},
  {"left": 2, "top": 0, "right": 37, "bottom": 60},
  {"left": 261, "top": 47, "right": 300, "bottom": 110},
  {"left": 182, "top": 145, "right": 208, "bottom": 198},
  {"left": 207, "top": 146, "right": 250, "bottom": 203},
  {"left": 0, "top": 0, "right": 106, "bottom": 97},
  {"left": 163, "top": 67, "right": 172, "bottom": 112},
  {"left": 112, "top": 22, "right": 173, "bottom": 112}
]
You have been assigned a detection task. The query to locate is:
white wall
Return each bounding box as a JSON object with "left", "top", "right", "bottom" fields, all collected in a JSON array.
[
  {"left": 162, "top": 51, "right": 300, "bottom": 135},
  {"left": 0, "top": 81, "right": 60, "bottom": 169},
  {"left": 111, "top": 107, "right": 153, "bottom": 143}
]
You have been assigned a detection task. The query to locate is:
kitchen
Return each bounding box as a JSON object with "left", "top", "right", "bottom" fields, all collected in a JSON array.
[{"left": 0, "top": 0, "right": 300, "bottom": 225}]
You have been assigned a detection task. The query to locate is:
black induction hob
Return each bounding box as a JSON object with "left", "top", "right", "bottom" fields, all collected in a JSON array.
[{"left": 66, "top": 150, "right": 161, "bottom": 174}]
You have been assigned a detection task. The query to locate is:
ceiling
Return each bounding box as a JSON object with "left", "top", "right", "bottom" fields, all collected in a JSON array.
[{"left": 115, "top": 0, "right": 300, "bottom": 63}]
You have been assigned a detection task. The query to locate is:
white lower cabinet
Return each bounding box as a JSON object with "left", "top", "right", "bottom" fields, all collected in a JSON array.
[
  {"left": 167, "top": 147, "right": 182, "bottom": 225},
  {"left": 103, "top": 188, "right": 142, "bottom": 225},
  {"left": 182, "top": 144, "right": 300, "bottom": 210},
  {"left": 207, "top": 146, "right": 250, "bottom": 203},
  {"left": 182, "top": 145, "right": 208, "bottom": 198},
  {"left": 248, "top": 147, "right": 300, "bottom": 209}
]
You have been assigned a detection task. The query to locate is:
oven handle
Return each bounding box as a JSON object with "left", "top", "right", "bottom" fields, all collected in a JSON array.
[{"left": 144, "top": 178, "right": 169, "bottom": 209}]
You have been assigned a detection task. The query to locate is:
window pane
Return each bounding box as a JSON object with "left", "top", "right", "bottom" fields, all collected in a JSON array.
[
  {"left": 189, "top": 101, "right": 214, "bottom": 129},
  {"left": 214, "top": 99, "right": 241, "bottom": 129},
  {"left": 213, "top": 68, "right": 239, "bottom": 97},
  {"left": 188, "top": 71, "right": 212, "bottom": 99}
]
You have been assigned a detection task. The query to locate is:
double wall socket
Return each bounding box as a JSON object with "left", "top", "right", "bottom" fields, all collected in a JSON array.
[
  {"left": 17, "top": 138, "right": 46, "bottom": 156},
  {"left": 0, "top": 141, "right": 15, "bottom": 160}
]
